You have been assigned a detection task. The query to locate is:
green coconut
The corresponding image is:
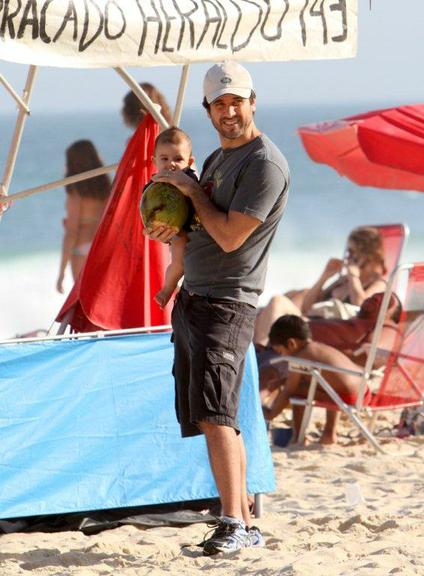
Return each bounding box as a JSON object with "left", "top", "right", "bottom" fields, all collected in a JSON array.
[{"left": 140, "top": 181, "right": 190, "bottom": 233}]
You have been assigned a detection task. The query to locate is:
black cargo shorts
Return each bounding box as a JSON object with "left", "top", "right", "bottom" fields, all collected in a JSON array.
[{"left": 171, "top": 288, "right": 257, "bottom": 437}]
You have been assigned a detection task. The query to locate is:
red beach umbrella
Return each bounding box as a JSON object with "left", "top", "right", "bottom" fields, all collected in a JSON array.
[
  {"left": 298, "top": 104, "right": 424, "bottom": 192},
  {"left": 357, "top": 104, "right": 424, "bottom": 175},
  {"left": 56, "top": 114, "right": 172, "bottom": 332}
]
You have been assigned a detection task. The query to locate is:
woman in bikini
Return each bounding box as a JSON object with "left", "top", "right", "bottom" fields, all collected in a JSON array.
[
  {"left": 301, "top": 226, "right": 387, "bottom": 314},
  {"left": 56, "top": 140, "right": 111, "bottom": 293},
  {"left": 254, "top": 226, "right": 387, "bottom": 346}
]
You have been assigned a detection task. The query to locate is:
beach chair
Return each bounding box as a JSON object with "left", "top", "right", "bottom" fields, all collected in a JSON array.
[
  {"left": 286, "top": 262, "right": 424, "bottom": 453},
  {"left": 370, "top": 223, "right": 408, "bottom": 278}
]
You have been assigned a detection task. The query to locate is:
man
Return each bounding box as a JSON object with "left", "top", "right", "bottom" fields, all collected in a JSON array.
[
  {"left": 146, "top": 61, "right": 289, "bottom": 555},
  {"left": 262, "top": 315, "right": 368, "bottom": 445}
]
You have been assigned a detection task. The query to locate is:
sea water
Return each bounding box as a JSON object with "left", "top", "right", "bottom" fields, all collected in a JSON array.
[{"left": 0, "top": 104, "right": 423, "bottom": 339}]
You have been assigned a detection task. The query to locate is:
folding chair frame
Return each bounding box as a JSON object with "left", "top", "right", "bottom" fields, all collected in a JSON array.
[
  {"left": 368, "top": 223, "right": 409, "bottom": 278},
  {"left": 273, "top": 262, "right": 422, "bottom": 453},
  {"left": 289, "top": 361, "right": 383, "bottom": 452}
]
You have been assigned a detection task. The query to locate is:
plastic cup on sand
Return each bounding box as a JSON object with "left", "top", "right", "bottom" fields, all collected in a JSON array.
[{"left": 344, "top": 481, "right": 365, "bottom": 507}]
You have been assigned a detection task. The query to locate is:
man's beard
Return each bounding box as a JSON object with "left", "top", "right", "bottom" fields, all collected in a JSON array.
[{"left": 211, "top": 115, "right": 253, "bottom": 141}]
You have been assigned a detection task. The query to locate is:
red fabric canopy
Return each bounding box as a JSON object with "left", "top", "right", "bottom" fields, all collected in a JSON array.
[
  {"left": 298, "top": 104, "right": 424, "bottom": 192},
  {"left": 357, "top": 104, "right": 424, "bottom": 175},
  {"left": 56, "top": 114, "right": 172, "bottom": 332}
]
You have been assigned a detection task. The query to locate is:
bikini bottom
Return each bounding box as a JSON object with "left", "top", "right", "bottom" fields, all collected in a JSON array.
[{"left": 72, "top": 242, "right": 91, "bottom": 257}]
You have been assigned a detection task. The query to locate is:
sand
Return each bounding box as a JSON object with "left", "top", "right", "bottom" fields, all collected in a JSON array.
[{"left": 1, "top": 413, "right": 423, "bottom": 576}]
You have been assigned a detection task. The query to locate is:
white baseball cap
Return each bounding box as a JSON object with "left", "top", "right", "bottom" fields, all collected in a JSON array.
[{"left": 203, "top": 61, "right": 253, "bottom": 104}]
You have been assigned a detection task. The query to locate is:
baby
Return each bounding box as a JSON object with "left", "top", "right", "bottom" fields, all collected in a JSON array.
[{"left": 149, "top": 127, "right": 197, "bottom": 308}]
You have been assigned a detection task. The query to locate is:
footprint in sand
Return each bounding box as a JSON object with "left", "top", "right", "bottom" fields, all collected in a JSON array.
[
  {"left": 344, "top": 462, "right": 370, "bottom": 474},
  {"left": 308, "top": 515, "right": 334, "bottom": 527},
  {"left": 338, "top": 515, "right": 399, "bottom": 533},
  {"left": 296, "top": 464, "right": 320, "bottom": 471}
]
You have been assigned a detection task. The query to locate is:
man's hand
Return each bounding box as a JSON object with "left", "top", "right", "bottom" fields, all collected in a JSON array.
[
  {"left": 154, "top": 286, "right": 176, "bottom": 309},
  {"left": 151, "top": 169, "right": 201, "bottom": 198},
  {"left": 260, "top": 366, "right": 281, "bottom": 392}
]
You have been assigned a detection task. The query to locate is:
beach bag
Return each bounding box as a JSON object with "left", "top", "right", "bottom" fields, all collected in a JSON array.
[
  {"left": 309, "top": 298, "right": 360, "bottom": 320},
  {"left": 397, "top": 406, "right": 424, "bottom": 437}
]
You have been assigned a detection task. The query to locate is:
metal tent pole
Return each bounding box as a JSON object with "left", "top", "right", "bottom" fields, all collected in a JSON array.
[
  {"left": 0, "top": 163, "right": 119, "bottom": 207},
  {"left": 0, "top": 65, "right": 37, "bottom": 207},
  {"left": 0, "top": 73, "right": 31, "bottom": 114},
  {"left": 0, "top": 324, "right": 172, "bottom": 345},
  {"left": 173, "top": 64, "right": 190, "bottom": 126},
  {"left": 54, "top": 306, "right": 76, "bottom": 336},
  {"left": 114, "top": 67, "right": 170, "bottom": 130},
  {"left": 254, "top": 493, "right": 263, "bottom": 518}
]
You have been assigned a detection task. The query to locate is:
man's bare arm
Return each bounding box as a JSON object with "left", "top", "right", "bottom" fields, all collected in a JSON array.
[
  {"left": 150, "top": 170, "right": 261, "bottom": 252},
  {"left": 263, "top": 371, "right": 303, "bottom": 420},
  {"left": 263, "top": 387, "right": 290, "bottom": 420}
]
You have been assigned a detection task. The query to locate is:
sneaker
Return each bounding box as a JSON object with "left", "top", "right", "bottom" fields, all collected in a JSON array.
[
  {"left": 247, "top": 525, "right": 265, "bottom": 547},
  {"left": 202, "top": 518, "right": 251, "bottom": 556}
]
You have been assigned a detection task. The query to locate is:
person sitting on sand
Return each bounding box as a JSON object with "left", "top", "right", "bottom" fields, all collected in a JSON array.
[
  {"left": 254, "top": 226, "right": 387, "bottom": 346},
  {"left": 257, "top": 292, "right": 402, "bottom": 406},
  {"left": 262, "top": 315, "right": 370, "bottom": 445},
  {"left": 56, "top": 140, "right": 111, "bottom": 293},
  {"left": 145, "top": 127, "right": 197, "bottom": 308}
]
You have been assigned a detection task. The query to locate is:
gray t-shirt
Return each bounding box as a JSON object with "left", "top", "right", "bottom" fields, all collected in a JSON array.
[{"left": 183, "top": 134, "right": 289, "bottom": 307}]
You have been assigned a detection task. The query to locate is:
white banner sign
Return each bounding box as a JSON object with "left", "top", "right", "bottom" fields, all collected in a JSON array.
[{"left": 0, "top": 0, "right": 357, "bottom": 68}]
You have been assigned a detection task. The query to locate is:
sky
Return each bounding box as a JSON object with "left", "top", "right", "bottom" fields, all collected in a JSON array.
[{"left": 0, "top": 0, "right": 423, "bottom": 115}]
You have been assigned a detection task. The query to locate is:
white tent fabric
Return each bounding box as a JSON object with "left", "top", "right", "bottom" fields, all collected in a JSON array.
[{"left": 0, "top": 0, "right": 357, "bottom": 68}]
